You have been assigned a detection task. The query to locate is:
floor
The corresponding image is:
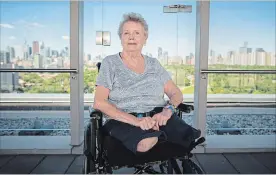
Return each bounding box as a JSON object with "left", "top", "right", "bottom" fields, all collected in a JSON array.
[{"left": 0, "top": 152, "right": 275, "bottom": 174}]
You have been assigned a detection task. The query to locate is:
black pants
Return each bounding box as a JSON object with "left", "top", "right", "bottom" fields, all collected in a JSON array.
[{"left": 103, "top": 113, "right": 200, "bottom": 154}]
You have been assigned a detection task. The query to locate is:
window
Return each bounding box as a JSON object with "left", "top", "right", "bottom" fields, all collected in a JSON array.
[
  {"left": 83, "top": 0, "right": 197, "bottom": 127},
  {"left": 83, "top": 1, "right": 197, "bottom": 96},
  {"left": 206, "top": 1, "right": 276, "bottom": 136},
  {"left": 0, "top": 1, "right": 71, "bottom": 137}
]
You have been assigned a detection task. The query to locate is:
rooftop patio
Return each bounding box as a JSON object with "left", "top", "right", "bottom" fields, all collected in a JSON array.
[{"left": 0, "top": 152, "right": 275, "bottom": 174}]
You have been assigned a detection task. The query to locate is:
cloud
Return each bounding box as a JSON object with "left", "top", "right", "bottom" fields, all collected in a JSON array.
[
  {"left": 0, "top": 23, "right": 14, "bottom": 29},
  {"left": 62, "top": 36, "right": 70, "bottom": 40},
  {"left": 9, "top": 36, "right": 16, "bottom": 40},
  {"left": 28, "top": 22, "right": 44, "bottom": 28},
  {"left": 16, "top": 20, "right": 45, "bottom": 28},
  {"left": 17, "top": 20, "right": 26, "bottom": 24}
]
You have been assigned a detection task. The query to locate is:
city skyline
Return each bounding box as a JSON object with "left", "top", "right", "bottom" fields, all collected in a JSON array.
[
  {"left": 0, "top": 1, "right": 275, "bottom": 59},
  {"left": 1, "top": 40, "right": 275, "bottom": 69}
]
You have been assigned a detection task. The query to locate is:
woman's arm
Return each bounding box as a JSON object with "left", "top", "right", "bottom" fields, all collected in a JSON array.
[
  {"left": 93, "top": 85, "right": 140, "bottom": 126},
  {"left": 155, "top": 58, "right": 183, "bottom": 108},
  {"left": 152, "top": 80, "right": 183, "bottom": 126},
  {"left": 164, "top": 80, "right": 183, "bottom": 107}
]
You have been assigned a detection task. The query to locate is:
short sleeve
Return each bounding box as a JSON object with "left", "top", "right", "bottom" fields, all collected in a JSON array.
[
  {"left": 95, "top": 58, "right": 114, "bottom": 90},
  {"left": 155, "top": 59, "right": 172, "bottom": 85}
]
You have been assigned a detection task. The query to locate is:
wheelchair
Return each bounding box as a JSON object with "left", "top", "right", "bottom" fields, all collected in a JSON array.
[{"left": 82, "top": 103, "right": 205, "bottom": 174}]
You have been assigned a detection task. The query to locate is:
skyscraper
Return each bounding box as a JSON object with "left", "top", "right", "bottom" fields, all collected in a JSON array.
[
  {"left": 0, "top": 51, "right": 10, "bottom": 63},
  {"left": 158, "top": 47, "right": 163, "bottom": 64},
  {"left": 32, "top": 41, "right": 40, "bottom": 55},
  {"left": 255, "top": 48, "right": 266, "bottom": 66},
  {"left": 23, "top": 39, "right": 29, "bottom": 60},
  {"left": 29, "top": 47, "right": 32, "bottom": 57}
]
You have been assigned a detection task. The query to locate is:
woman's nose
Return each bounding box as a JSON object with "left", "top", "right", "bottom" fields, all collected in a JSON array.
[{"left": 128, "top": 34, "right": 135, "bottom": 39}]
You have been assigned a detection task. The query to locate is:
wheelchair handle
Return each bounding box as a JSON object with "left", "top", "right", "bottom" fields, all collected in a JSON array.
[
  {"left": 177, "top": 103, "right": 194, "bottom": 113},
  {"left": 89, "top": 106, "right": 103, "bottom": 119}
]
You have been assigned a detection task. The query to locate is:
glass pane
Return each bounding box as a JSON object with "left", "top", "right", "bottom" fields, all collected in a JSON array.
[
  {"left": 88, "top": 1, "right": 179, "bottom": 61},
  {"left": 165, "top": 2, "right": 196, "bottom": 96},
  {"left": 0, "top": 73, "right": 71, "bottom": 136},
  {"left": 83, "top": 0, "right": 197, "bottom": 126},
  {"left": 0, "top": 1, "right": 71, "bottom": 137},
  {"left": 206, "top": 1, "right": 276, "bottom": 136},
  {"left": 84, "top": 0, "right": 196, "bottom": 92}
]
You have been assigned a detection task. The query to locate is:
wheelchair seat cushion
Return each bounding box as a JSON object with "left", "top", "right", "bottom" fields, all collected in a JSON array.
[{"left": 103, "top": 135, "right": 192, "bottom": 167}]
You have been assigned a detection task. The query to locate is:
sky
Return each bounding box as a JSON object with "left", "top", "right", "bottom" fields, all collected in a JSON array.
[{"left": 0, "top": 0, "right": 275, "bottom": 58}]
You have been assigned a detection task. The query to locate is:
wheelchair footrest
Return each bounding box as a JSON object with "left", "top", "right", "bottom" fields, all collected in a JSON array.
[{"left": 195, "top": 137, "right": 205, "bottom": 146}]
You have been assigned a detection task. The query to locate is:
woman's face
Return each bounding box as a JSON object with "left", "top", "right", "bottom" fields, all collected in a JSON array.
[{"left": 121, "top": 21, "right": 147, "bottom": 52}]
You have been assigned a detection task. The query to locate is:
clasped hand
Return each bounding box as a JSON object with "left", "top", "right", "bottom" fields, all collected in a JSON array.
[{"left": 136, "top": 109, "right": 173, "bottom": 131}]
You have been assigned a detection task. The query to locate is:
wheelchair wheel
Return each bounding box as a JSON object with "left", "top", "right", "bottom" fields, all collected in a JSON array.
[
  {"left": 182, "top": 159, "right": 204, "bottom": 174},
  {"left": 83, "top": 121, "right": 97, "bottom": 174},
  {"left": 82, "top": 156, "right": 96, "bottom": 174},
  {"left": 159, "top": 160, "right": 173, "bottom": 174}
]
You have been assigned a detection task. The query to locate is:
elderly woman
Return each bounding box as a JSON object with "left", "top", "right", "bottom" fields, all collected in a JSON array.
[{"left": 93, "top": 12, "right": 199, "bottom": 154}]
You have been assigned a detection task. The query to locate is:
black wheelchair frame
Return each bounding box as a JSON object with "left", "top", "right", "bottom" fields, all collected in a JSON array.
[{"left": 82, "top": 103, "right": 205, "bottom": 174}]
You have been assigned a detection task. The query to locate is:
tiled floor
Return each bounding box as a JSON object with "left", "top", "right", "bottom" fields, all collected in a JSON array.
[{"left": 0, "top": 152, "right": 275, "bottom": 174}]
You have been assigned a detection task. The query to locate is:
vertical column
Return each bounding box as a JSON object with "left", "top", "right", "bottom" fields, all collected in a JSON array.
[
  {"left": 194, "top": 1, "right": 210, "bottom": 138},
  {"left": 70, "top": 0, "right": 84, "bottom": 146}
]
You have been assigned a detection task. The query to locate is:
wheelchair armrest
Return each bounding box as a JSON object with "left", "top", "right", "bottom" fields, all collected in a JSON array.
[
  {"left": 89, "top": 106, "right": 103, "bottom": 119},
  {"left": 177, "top": 103, "right": 194, "bottom": 113}
]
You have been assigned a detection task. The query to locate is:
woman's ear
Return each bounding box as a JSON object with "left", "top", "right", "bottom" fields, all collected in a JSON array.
[{"left": 144, "top": 37, "right": 148, "bottom": 46}]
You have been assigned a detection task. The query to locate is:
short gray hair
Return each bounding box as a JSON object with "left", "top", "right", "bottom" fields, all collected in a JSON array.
[{"left": 118, "top": 12, "right": 148, "bottom": 39}]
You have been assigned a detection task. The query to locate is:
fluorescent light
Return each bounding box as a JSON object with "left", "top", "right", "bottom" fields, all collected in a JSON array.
[
  {"left": 96, "top": 31, "right": 111, "bottom": 46},
  {"left": 163, "top": 6, "right": 178, "bottom": 13},
  {"left": 103, "top": 31, "right": 111, "bottom": 46},
  {"left": 163, "top": 4, "right": 192, "bottom": 13},
  {"left": 96, "top": 31, "right": 103, "bottom": 45}
]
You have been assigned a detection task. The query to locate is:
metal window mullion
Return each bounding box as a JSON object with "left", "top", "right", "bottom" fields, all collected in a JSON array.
[
  {"left": 194, "top": 1, "right": 210, "bottom": 140},
  {"left": 70, "top": 0, "right": 84, "bottom": 146}
]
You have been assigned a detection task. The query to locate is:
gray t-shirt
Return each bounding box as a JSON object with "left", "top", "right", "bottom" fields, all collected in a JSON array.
[{"left": 95, "top": 53, "right": 171, "bottom": 118}]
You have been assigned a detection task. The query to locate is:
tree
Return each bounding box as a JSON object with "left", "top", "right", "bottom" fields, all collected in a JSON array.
[
  {"left": 18, "top": 64, "right": 275, "bottom": 94},
  {"left": 84, "top": 68, "right": 98, "bottom": 93}
]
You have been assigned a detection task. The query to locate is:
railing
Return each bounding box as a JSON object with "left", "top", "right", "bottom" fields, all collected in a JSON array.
[
  {"left": 0, "top": 129, "right": 70, "bottom": 131},
  {"left": 198, "top": 69, "right": 276, "bottom": 107},
  {"left": 0, "top": 68, "right": 275, "bottom": 107},
  {"left": 0, "top": 68, "right": 78, "bottom": 73},
  {"left": 201, "top": 69, "right": 276, "bottom": 74},
  {"left": 0, "top": 94, "right": 275, "bottom": 102}
]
